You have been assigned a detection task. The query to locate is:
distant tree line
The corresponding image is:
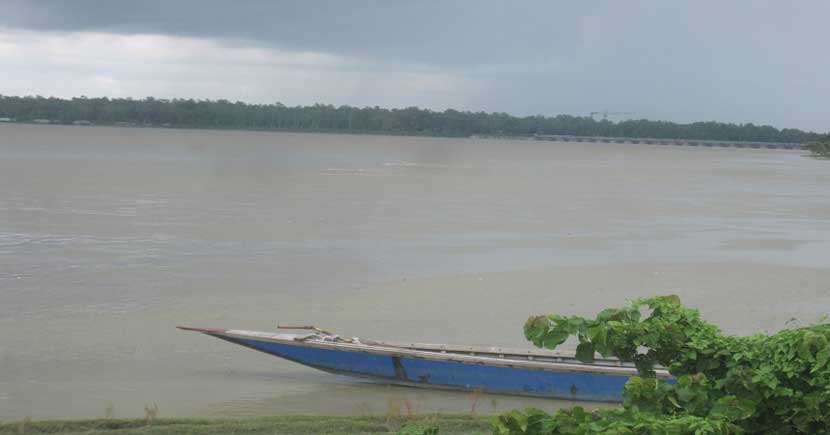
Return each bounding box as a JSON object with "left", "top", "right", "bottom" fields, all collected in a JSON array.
[{"left": 0, "top": 95, "right": 822, "bottom": 143}]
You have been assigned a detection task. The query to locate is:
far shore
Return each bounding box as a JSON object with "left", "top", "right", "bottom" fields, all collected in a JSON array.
[
  {"left": 0, "top": 121, "right": 808, "bottom": 151},
  {"left": 0, "top": 120, "right": 470, "bottom": 138}
]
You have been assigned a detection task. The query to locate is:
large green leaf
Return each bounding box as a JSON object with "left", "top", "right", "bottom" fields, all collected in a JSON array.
[{"left": 575, "top": 342, "right": 596, "bottom": 363}]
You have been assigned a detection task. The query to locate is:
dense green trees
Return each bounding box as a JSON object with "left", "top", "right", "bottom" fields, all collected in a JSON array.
[{"left": 0, "top": 95, "right": 821, "bottom": 143}]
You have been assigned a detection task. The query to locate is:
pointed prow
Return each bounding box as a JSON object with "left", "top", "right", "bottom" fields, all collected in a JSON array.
[{"left": 176, "top": 326, "right": 227, "bottom": 334}]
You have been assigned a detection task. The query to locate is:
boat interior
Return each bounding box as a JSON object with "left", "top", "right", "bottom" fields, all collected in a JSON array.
[{"left": 367, "top": 339, "right": 630, "bottom": 368}]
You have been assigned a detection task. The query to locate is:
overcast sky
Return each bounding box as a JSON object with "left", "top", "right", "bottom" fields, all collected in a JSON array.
[{"left": 1, "top": 1, "right": 828, "bottom": 131}]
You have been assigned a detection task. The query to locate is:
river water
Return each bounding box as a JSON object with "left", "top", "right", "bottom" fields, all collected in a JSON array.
[{"left": 1, "top": 124, "right": 829, "bottom": 419}]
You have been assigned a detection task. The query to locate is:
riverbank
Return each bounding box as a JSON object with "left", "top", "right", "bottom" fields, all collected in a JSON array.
[
  {"left": 1, "top": 95, "right": 823, "bottom": 144},
  {"left": 0, "top": 415, "right": 490, "bottom": 435},
  {"left": 0, "top": 121, "right": 810, "bottom": 149},
  {"left": 0, "top": 120, "right": 469, "bottom": 138}
]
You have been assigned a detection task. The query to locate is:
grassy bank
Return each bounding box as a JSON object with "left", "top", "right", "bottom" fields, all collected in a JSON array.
[{"left": 0, "top": 415, "right": 490, "bottom": 435}]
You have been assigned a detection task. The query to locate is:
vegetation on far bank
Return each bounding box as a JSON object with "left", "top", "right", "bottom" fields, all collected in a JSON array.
[
  {"left": 0, "top": 415, "right": 488, "bottom": 435},
  {"left": 0, "top": 95, "right": 823, "bottom": 143},
  {"left": 808, "top": 135, "right": 830, "bottom": 158}
]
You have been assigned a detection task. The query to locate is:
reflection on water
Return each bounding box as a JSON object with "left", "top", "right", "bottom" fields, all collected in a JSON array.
[
  {"left": 205, "top": 380, "right": 610, "bottom": 417},
  {"left": 1, "top": 124, "right": 829, "bottom": 419}
]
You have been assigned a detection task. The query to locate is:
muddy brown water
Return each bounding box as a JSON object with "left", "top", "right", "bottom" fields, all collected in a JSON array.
[{"left": 1, "top": 124, "right": 829, "bottom": 419}]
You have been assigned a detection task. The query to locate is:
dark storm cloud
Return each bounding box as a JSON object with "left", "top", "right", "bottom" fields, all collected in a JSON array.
[
  {"left": 0, "top": 1, "right": 776, "bottom": 68},
  {"left": 1, "top": 0, "right": 590, "bottom": 66},
  {"left": 1, "top": 0, "right": 829, "bottom": 131}
]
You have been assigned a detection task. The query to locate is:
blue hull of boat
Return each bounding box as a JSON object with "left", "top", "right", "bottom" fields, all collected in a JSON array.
[{"left": 229, "top": 335, "right": 630, "bottom": 402}]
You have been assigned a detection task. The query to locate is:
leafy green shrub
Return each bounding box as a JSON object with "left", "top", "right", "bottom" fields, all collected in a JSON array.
[{"left": 494, "top": 296, "right": 830, "bottom": 434}]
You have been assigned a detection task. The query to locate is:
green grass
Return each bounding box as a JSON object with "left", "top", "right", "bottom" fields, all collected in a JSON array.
[{"left": 0, "top": 415, "right": 491, "bottom": 435}]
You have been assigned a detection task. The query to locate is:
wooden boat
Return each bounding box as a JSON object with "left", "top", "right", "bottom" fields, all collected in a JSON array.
[{"left": 178, "top": 325, "right": 671, "bottom": 402}]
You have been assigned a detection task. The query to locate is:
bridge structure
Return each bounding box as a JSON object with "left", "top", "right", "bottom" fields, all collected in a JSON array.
[{"left": 532, "top": 134, "right": 806, "bottom": 150}]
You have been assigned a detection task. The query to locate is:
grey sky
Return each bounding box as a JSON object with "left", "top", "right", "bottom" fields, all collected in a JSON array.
[{"left": 1, "top": 0, "right": 828, "bottom": 131}]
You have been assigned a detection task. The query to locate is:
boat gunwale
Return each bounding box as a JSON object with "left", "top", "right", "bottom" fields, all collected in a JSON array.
[
  {"left": 214, "top": 328, "right": 671, "bottom": 379},
  {"left": 371, "top": 340, "right": 620, "bottom": 363}
]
